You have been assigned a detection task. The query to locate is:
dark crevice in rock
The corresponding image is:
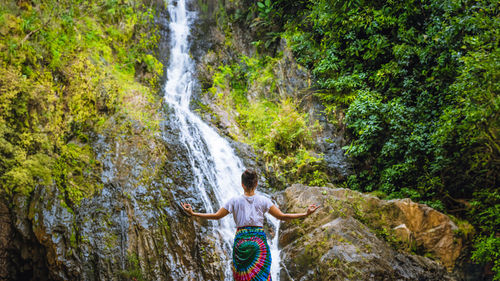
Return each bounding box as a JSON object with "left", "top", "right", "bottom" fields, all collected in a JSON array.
[{"left": 1, "top": 196, "right": 52, "bottom": 281}]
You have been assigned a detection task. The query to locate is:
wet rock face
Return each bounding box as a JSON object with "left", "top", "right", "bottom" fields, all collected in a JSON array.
[
  {"left": 1, "top": 109, "right": 227, "bottom": 280},
  {"left": 0, "top": 107, "right": 230, "bottom": 281},
  {"left": 278, "top": 184, "right": 464, "bottom": 281}
]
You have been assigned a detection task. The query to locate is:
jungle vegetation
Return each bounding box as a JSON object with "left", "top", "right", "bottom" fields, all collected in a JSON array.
[{"left": 0, "top": 0, "right": 163, "bottom": 207}]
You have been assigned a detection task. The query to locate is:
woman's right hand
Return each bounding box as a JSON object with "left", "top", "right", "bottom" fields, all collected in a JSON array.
[
  {"left": 306, "top": 204, "right": 320, "bottom": 216},
  {"left": 181, "top": 202, "right": 194, "bottom": 216}
]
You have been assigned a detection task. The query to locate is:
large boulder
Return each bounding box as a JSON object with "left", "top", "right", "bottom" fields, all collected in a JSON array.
[
  {"left": 278, "top": 184, "right": 466, "bottom": 280},
  {"left": 389, "top": 198, "right": 462, "bottom": 268}
]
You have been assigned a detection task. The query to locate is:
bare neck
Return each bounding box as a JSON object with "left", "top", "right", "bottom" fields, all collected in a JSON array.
[{"left": 244, "top": 189, "right": 256, "bottom": 196}]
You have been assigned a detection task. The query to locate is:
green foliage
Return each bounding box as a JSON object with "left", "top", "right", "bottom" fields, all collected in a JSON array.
[
  {"left": 0, "top": 0, "right": 162, "bottom": 205},
  {"left": 257, "top": 0, "right": 273, "bottom": 19},
  {"left": 53, "top": 143, "right": 101, "bottom": 205},
  {"left": 238, "top": 99, "right": 325, "bottom": 186},
  {"left": 470, "top": 191, "right": 500, "bottom": 234},
  {"left": 469, "top": 190, "right": 500, "bottom": 275},
  {"left": 283, "top": 0, "right": 499, "bottom": 202},
  {"left": 240, "top": 99, "right": 314, "bottom": 155},
  {"left": 472, "top": 234, "right": 500, "bottom": 280}
]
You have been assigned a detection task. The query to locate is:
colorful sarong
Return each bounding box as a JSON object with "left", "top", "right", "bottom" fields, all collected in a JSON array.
[{"left": 232, "top": 226, "right": 272, "bottom": 281}]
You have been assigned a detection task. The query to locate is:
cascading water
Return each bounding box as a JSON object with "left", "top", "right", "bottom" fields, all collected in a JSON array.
[{"left": 162, "top": 0, "right": 281, "bottom": 280}]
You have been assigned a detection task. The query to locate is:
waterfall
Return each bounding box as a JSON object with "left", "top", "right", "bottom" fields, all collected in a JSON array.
[{"left": 162, "top": 0, "right": 281, "bottom": 280}]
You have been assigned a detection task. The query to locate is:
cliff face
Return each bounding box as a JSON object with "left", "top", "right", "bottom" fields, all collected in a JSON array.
[
  {"left": 278, "top": 184, "right": 468, "bottom": 281},
  {"left": 0, "top": 103, "right": 230, "bottom": 280}
]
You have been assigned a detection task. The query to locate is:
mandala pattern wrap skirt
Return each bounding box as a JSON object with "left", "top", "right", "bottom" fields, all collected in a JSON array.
[{"left": 232, "top": 226, "right": 272, "bottom": 281}]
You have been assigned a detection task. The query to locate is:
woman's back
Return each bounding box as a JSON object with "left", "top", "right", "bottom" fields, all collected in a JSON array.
[{"left": 223, "top": 194, "right": 273, "bottom": 227}]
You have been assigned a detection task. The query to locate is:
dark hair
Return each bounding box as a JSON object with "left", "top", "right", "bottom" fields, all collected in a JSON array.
[{"left": 241, "top": 169, "right": 258, "bottom": 190}]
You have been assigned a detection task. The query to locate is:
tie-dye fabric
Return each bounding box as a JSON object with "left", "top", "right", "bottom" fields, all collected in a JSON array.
[{"left": 232, "top": 226, "right": 272, "bottom": 281}]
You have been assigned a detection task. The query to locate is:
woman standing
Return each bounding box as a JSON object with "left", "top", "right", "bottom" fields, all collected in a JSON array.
[{"left": 181, "top": 169, "right": 320, "bottom": 281}]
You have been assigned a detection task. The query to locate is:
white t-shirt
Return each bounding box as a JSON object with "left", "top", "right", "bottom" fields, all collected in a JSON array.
[{"left": 222, "top": 194, "right": 274, "bottom": 227}]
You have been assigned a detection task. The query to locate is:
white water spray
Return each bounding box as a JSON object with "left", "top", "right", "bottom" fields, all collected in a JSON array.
[{"left": 163, "top": 0, "right": 281, "bottom": 279}]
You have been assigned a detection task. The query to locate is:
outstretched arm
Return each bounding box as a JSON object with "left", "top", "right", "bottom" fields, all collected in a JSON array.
[
  {"left": 181, "top": 202, "right": 229, "bottom": 220},
  {"left": 268, "top": 204, "right": 320, "bottom": 221}
]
